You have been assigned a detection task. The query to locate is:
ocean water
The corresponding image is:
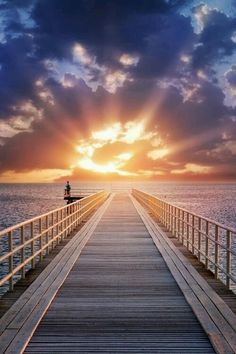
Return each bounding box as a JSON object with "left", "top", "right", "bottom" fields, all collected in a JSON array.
[
  {"left": 0, "top": 182, "right": 236, "bottom": 230},
  {"left": 0, "top": 182, "right": 236, "bottom": 295}
]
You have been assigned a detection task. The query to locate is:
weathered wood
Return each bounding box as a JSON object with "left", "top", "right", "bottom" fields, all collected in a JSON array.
[
  {"left": 131, "top": 195, "right": 236, "bottom": 354},
  {"left": 24, "top": 194, "right": 214, "bottom": 354},
  {"left": 0, "top": 195, "right": 113, "bottom": 354},
  {"left": 0, "top": 191, "right": 108, "bottom": 292},
  {"left": 3, "top": 193, "right": 235, "bottom": 353}
]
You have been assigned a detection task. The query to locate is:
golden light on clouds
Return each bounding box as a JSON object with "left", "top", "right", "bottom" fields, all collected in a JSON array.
[
  {"left": 73, "top": 43, "right": 93, "bottom": 65},
  {"left": 0, "top": 169, "right": 72, "bottom": 183},
  {"left": 91, "top": 123, "right": 121, "bottom": 142},
  {"left": 147, "top": 148, "right": 169, "bottom": 160},
  {"left": 171, "top": 163, "right": 212, "bottom": 175},
  {"left": 104, "top": 71, "right": 129, "bottom": 93},
  {"left": 116, "top": 152, "right": 133, "bottom": 161},
  {"left": 119, "top": 53, "right": 139, "bottom": 66},
  {"left": 0, "top": 118, "right": 219, "bottom": 183},
  {"left": 70, "top": 118, "right": 218, "bottom": 181},
  {"left": 73, "top": 119, "right": 167, "bottom": 178}
]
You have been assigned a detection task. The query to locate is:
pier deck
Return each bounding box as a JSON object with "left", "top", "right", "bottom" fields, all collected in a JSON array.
[{"left": 1, "top": 193, "right": 236, "bottom": 353}]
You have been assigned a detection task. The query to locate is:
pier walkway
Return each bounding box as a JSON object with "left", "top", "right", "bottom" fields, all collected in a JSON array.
[{"left": 1, "top": 193, "right": 236, "bottom": 353}]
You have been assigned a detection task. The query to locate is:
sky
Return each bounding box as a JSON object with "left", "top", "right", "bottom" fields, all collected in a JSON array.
[{"left": 0, "top": 0, "right": 236, "bottom": 182}]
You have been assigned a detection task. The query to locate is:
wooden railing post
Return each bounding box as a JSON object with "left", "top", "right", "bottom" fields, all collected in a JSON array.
[
  {"left": 192, "top": 215, "right": 195, "bottom": 254},
  {"left": 226, "top": 230, "right": 231, "bottom": 289},
  {"left": 177, "top": 208, "right": 180, "bottom": 241},
  {"left": 72, "top": 204, "right": 75, "bottom": 227},
  {"left": 160, "top": 201, "right": 163, "bottom": 224},
  {"left": 51, "top": 213, "right": 55, "bottom": 249},
  {"left": 60, "top": 209, "right": 63, "bottom": 240},
  {"left": 167, "top": 204, "right": 169, "bottom": 230},
  {"left": 31, "top": 221, "right": 35, "bottom": 269},
  {"left": 76, "top": 203, "right": 79, "bottom": 226},
  {"left": 171, "top": 206, "right": 174, "bottom": 234},
  {"left": 79, "top": 201, "right": 81, "bottom": 225},
  {"left": 181, "top": 210, "right": 184, "bottom": 244},
  {"left": 0, "top": 191, "right": 108, "bottom": 294},
  {"left": 131, "top": 189, "right": 236, "bottom": 293},
  {"left": 66, "top": 205, "right": 69, "bottom": 236},
  {"left": 46, "top": 215, "right": 49, "bottom": 254},
  {"left": 173, "top": 207, "right": 176, "bottom": 236},
  {"left": 56, "top": 211, "right": 59, "bottom": 245},
  {"left": 21, "top": 226, "right": 25, "bottom": 278},
  {"left": 164, "top": 203, "right": 166, "bottom": 227},
  {"left": 69, "top": 206, "right": 71, "bottom": 233},
  {"left": 215, "top": 225, "right": 219, "bottom": 279},
  {"left": 187, "top": 213, "right": 190, "bottom": 251},
  {"left": 205, "top": 221, "right": 209, "bottom": 269},
  {"left": 8, "top": 231, "right": 13, "bottom": 291},
  {"left": 198, "top": 218, "right": 201, "bottom": 261},
  {"left": 39, "top": 218, "right": 43, "bottom": 261}
]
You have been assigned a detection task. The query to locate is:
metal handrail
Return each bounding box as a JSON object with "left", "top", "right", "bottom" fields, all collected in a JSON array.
[
  {"left": 0, "top": 191, "right": 109, "bottom": 293},
  {"left": 132, "top": 189, "right": 236, "bottom": 290}
]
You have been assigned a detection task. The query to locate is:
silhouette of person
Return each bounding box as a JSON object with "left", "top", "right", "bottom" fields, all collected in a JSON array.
[{"left": 65, "top": 181, "right": 71, "bottom": 196}]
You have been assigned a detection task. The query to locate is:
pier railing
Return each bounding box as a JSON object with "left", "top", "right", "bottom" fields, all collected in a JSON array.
[
  {"left": 0, "top": 190, "right": 108, "bottom": 293},
  {"left": 64, "top": 188, "right": 104, "bottom": 197},
  {"left": 132, "top": 189, "right": 236, "bottom": 290}
]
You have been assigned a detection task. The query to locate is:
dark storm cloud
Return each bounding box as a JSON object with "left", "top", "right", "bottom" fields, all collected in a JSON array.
[
  {"left": 192, "top": 6, "right": 236, "bottom": 69},
  {"left": 0, "top": 0, "right": 195, "bottom": 118},
  {"left": 0, "top": 0, "right": 235, "bottom": 179},
  {"left": 131, "top": 14, "right": 196, "bottom": 79},
  {"left": 226, "top": 65, "right": 236, "bottom": 88},
  {"left": 31, "top": 0, "right": 190, "bottom": 62},
  {"left": 0, "top": 77, "right": 112, "bottom": 171},
  {"left": 158, "top": 82, "right": 229, "bottom": 136},
  {"left": 0, "top": 35, "right": 46, "bottom": 117}
]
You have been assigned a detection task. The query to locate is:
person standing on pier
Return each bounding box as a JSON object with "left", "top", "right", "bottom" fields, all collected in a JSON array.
[{"left": 65, "top": 181, "right": 71, "bottom": 197}]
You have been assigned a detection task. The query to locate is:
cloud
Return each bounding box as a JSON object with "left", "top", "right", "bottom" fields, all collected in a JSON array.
[
  {"left": 0, "top": 35, "right": 46, "bottom": 116},
  {"left": 0, "top": 100, "right": 42, "bottom": 141},
  {"left": 103, "top": 70, "right": 129, "bottom": 93},
  {"left": 191, "top": 6, "right": 236, "bottom": 69},
  {"left": 147, "top": 148, "right": 169, "bottom": 160},
  {"left": 225, "top": 65, "right": 236, "bottom": 91},
  {"left": 171, "top": 163, "right": 212, "bottom": 175},
  {"left": 192, "top": 4, "right": 210, "bottom": 33},
  {"left": 73, "top": 119, "right": 161, "bottom": 178},
  {"left": 73, "top": 43, "right": 94, "bottom": 66},
  {"left": 120, "top": 54, "right": 139, "bottom": 66},
  {"left": 0, "top": 0, "right": 236, "bottom": 181}
]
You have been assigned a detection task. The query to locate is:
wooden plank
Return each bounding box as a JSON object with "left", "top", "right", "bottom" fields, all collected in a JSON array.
[
  {"left": 0, "top": 206, "right": 100, "bottom": 333},
  {"left": 132, "top": 195, "right": 236, "bottom": 354},
  {"left": 0, "top": 195, "right": 113, "bottom": 354},
  {"left": 24, "top": 194, "right": 214, "bottom": 354},
  {"left": 0, "top": 204, "right": 105, "bottom": 332}
]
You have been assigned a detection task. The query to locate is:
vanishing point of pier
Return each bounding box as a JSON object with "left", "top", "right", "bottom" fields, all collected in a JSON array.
[{"left": 0, "top": 190, "right": 236, "bottom": 353}]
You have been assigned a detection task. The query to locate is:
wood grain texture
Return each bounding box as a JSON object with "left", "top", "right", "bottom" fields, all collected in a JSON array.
[
  {"left": 131, "top": 195, "right": 236, "bottom": 354},
  {"left": 24, "top": 194, "right": 214, "bottom": 354},
  {"left": 0, "top": 195, "right": 112, "bottom": 354}
]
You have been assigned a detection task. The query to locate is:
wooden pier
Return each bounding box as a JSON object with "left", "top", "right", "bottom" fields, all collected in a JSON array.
[
  {"left": 0, "top": 192, "right": 236, "bottom": 353},
  {"left": 64, "top": 188, "right": 103, "bottom": 203}
]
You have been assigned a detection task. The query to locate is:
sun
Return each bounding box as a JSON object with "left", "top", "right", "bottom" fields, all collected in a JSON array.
[
  {"left": 79, "top": 158, "right": 118, "bottom": 174},
  {"left": 73, "top": 119, "right": 169, "bottom": 178}
]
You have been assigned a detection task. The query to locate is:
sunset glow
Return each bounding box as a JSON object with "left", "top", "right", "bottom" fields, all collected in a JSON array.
[
  {"left": 73, "top": 120, "right": 162, "bottom": 178},
  {"left": 0, "top": 1, "right": 235, "bottom": 182}
]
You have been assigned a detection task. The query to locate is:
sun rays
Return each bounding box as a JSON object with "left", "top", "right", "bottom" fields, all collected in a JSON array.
[{"left": 73, "top": 118, "right": 170, "bottom": 178}]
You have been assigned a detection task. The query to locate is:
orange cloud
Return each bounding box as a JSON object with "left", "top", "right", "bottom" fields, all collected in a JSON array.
[
  {"left": 72, "top": 119, "right": 165, "bottom": 178},
  {"left": 171, "top": 163, "right": 212, "bottom": 175}
]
